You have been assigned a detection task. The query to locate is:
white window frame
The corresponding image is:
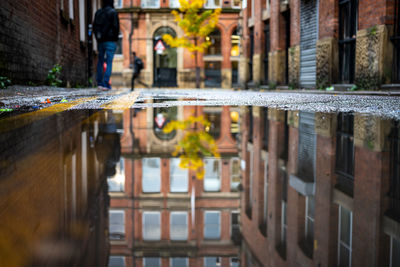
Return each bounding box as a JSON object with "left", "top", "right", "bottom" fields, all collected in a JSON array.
[
  {"left": 281, "top": 200, "right": 287, "bottom": 244},
  {"left": 143, "top": 257, "right": 161, "bottom": 267},
  {"left": 204, "top": 158, "right": 221, "bottom": 192},
  {"left": 249, "top": 150, "right": 254, "bottom": 208},
  {"left": 169, "top": 0, "right": 181, "bottom": 8},
  {"left": 305, "top": 195, "right": 315, "bottom": 242},
  {"left": 141, "top": 0, "right": 160, "bottom": 8},
  {"left": 142, "top": 211, "right": 161, "bottom": 241},
  {"left": 204, "top": 0, "right": 221, "bottom": 9},
  {"left": 114, "top": 0, "right": 123, "bottom": 8},
  {"left": 142, "top": 158, "right": 161, "bottom": 193},
  {"left": 170, "top": 158, "right": 189, "bottom": 193},
  {"left": 230, "top": 157, "right": 240, "bottom": 191},
  {"left": 170, "top": 257, "right": 188, "bottom": 267},
  {"left": 170, "top": 211, "right": 188, "bottom": 241},
  {"left": 79, "top": 0, "right": 86, "bottom": 41},
  {"left": 69, "top": 0, "right": 74, "bottom": 19},
  {"left": 109, "top": 210, "right": 125, "bottom": 240},
  {"left": 263, "top": 158, "right": 268, "bottom": 223},
  {"left": 338, "top": 205, "right": 353, "bottom": 267},
  {"left": 231, "top": 0, "right": 241, "bottom": 8},
  {"left": 204, "top": 211, "right": 221, "bottom": 240}
]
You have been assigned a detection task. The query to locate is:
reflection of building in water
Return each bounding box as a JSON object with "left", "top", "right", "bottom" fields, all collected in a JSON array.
[
  {"left": 239, "top": 107, "right": 400, "bottom": 267},
  {"left": 108, "top": 103, "right": 241, "bottom": 266},
  {"left": 0, "top": 110, "right": 115, "bottom": 267}
]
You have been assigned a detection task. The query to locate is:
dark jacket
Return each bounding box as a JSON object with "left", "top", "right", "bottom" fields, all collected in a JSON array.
[{"left": 93, "top": 6, "right": 120, "bottom": 43}]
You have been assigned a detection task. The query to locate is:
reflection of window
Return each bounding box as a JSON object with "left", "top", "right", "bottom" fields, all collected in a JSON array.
[
  {"left": 109, "top": 210, "right": 125, "bottom": 240},
  {"left": 230, "top": 257, "right": 239, "bottom": 267},
  {"left": 204, "top": 158, "right": 221, "bottom": 192},
  {"left": 391, "top": 236, "right": 400, "bottom": 267},
  {"left": 108, "top": 256, "right": 125, "bottom": 267},
  {"left": 230, "top": 158, "right": 240, "bottom": 191},
  {"left": 338, "top": 206, "right": 352, "bottom": 267},
  {"left": 305, "top": 195, "right": 315, "bottom": 244},
  {"left": 153, "top": 104, "right": 177, "bottom": 140},
  {"left": 144, "top": 258, "right": 160, "bottom": 267},
  {"left": 204, "top": 0, "right": 220, "bottom": 8},
  {"left": 204, "top": 111, "right": 221, "bottom": 139},
  {"left": 230, "top": 110, "right": 239, "bottom": 139},
  {"left": 141, "top": 0, "right": 160, "bottom": 8},
  {"left": 143, "top": 212, "right": 161, "bottom": 240},
  {"left": 170, "top": 212, "right": 188, "bottom": 241},
  {"left": 108, "top": 158, "right": 125, "bottom": 192},
  {"left": 232, "top": 0, "right": 240, "bottom": 8},
  {"left": 115, "top": 33, "right": 123, "bottom": 55},
  {"left": 142, "top": 158, "right": 161, "bottom": 193},
  {"left": 170, "top": 158, "right": 188, "bottom": 193},
  {"left": 204, "top": 257, "right": 221, "bottom": 267},
  {"left": 231, "top": 28, "right": 239, "bottom": 57},
  {"left": 171, "top": 258, "right": 188, "bottom": 267},
  {"left": 204, "top": 211, "right": 220, "bottom": 239},
  {"left": 231, "top": 211, "right": 240, "bottom": 238},
  {"left": 114, "top": 0, "right": 123, "bottom": 8},
  {"left": 204, "top": 61, "right": 222, "bottom": 87},
  {"left": 169, "top": 0, "right": 180, "bottom": 8},
  {"left": 205, "top": 30, "right": 221, "bottom": 55}
]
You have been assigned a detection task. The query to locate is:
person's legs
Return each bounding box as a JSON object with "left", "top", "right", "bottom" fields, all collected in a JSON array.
[
  {"left": 131, "top": 73, "right": 137, "bottom": 91},
  {"left": 96, "top": 42, "right": 106, "bottom": 87},
  {"left": 103, "top": 41, "right": 117, "bottom": 89}
]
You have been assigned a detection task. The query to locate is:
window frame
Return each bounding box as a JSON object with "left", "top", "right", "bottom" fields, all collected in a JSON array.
[
  {"left": 143, "top": 257, "right": 161, "bottom": 267},
  {"left": 230, "top": 157, "right": 241, "bottom": 192},
  {"left": 170, "top": 211, "right": 188, "bottom": 241},
  {"left": 109, "top": 210, "right": 125, "bottom": 240},
  {"left": 170, "top": 158, "right": 189, "bottom": 193},
  {"left": 203, "top": 157, "right": 222, "bottom": 192},
  {"left": 170, "top": 257, "right": 188, "bottom": 267},
  {"left": 142, "top": 211, "right": 161, "bottom": 241},
  {"left": 338, "top": 205, "right": 353, "bottom": 267},
  {"left": 141, "top": 0, "right": 160, "bottom": 8},
  {"left": 142, "top": 158, "right": 161, "bottom": 193},
  {"left": 204, "top": 210, "right": 221, "bottom": 240}
]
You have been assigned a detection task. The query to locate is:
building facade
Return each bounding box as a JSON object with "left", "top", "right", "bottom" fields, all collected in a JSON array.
[
  {"left": 108, "top": 103, "right": 242, "bottom": 266},
  {"left": 0, "top": 0, "right": 104, "bottom": 86},
  {"left": 239, "top": 0, "right": 400, "bottom": 90},
  {"left": 112, "top": 0, "right": 240, "bottom": 88},
  {"left": 239, "top": 106, "right": 400, "bottom": 266}
]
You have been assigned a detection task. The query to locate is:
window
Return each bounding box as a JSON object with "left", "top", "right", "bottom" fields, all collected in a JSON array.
[
  {"left": 204, "top": 61, "right": 222, "bottom": 87},
  {"left": 204, "top": 158, "right": 221, "bottom": 192},
  {"left": 141, "top": 0, "right": 160, "bottom": 8},
  {"left": 280, "top": 168, "right": 288, "bottom": 253},
  {"left": 108, "top": 158, "right": 125, "bottom": 192},
  {"left": 171, "top": 258, "right": 188, "bottom": 267},
  {"left": 298, "top": 111, "right": 316, "bottom": 180},
  {"left": 143, "top": 212, "right": 161, "bottom": 240},
  {"left": 391, "top": 236, "right": 400, "bottom": 267},
  {"left": 335, "top": 113, "right": 354, "bottom": 195},
  {"left": 205, "top": 29, "right": 221, "bottom": 55},
  {"left": 265, "top": 0, "right": 270, "bottom": 11},
  {"left": 232, "top": 0, "right": 240, "bottom": 8},
  {"left": 305, "top": 195, "right": 315, "bottom": 244},
  {"left": 204, "top": 257, "right": 221, "bottom": 267},
  {"left": 230, "top": 257, "right": 239, "bottom": 267},
  {"left": 170, "top": 212, "right": 188, "bottom": 241},
  {"left": 154, "top": 103, "right": 178, "bottom": 140},
  {"left": 108, "top": 256, "right": 125, "bottom": 267},
  {"left": 230, "top": 158, "right": 240, "bottom": 192},
  {"left": 262, "top": 107, "right": 269, "bottom": 150},
  {"left": 389, "top": 122, "right": 400, "bottom": 219},
  {"left": 69, "top": 0, "right": 74, "bottom": 19},
  {"left": 79, "top": 0, "right": 86, "bottom": 41},
  {"left": 231, "top": 28, "right": 240, "bottom": 57},
  {"left": 338, "top": 206, "right": 353, "bottom": 267},
  {"left": 230, "top": 109, "right": 239, "bottom": 139},
  {"left": 144, "top": 258, "right": 161, "bottom": 267},
  {"left": 115, "top": 33, "right": 123, "bottom": 55},
  {"left": 109, "top": 210, "right": 125, "bottom": 240},
  {"left": 114, "top": 0, "right": 123, "bottom": 8},
  {"left": 338, "top": 0, "right": 357, "bottom": 83},
  {"left": 170, "top": 158, "right": 189, "bottom": 193},
  {"left": 142, "top": 158, "right": 161, "bottom": 193},
  {"left": 248, "top": 106, "right": 253, "bottom": 143},
  {"left": 204, "top": 211, "right": 220, "bottom": 239},
  {"left": 231, "top": 211, "right": 240, "bottom": 238},
  {"left": 249, "top": 27, "right": 254, "bottom": 81},
  {"left": 204, "top": 110, "right": 221, "bottom": 139},
  {"left": 263, "top": 22, "right": 270, "bottom": 85},
  {"left": 281, "top": 200, "right": 287, "bottom": 245},
  {"left": 170, "top": 0, "right": 180, "bottom": 8},
  {"left": 204, "top": 0, "right": 220, "bottom": 8}
]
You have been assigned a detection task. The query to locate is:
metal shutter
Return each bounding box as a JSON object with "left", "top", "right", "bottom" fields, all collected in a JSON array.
[
  {"left": 298, "top": 111, "right": 316, "bottom": 180},
  {"left": 300, "top": 0, "right": 318, "bottom": 88}
]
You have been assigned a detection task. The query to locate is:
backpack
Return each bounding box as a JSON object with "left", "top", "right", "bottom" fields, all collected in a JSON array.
[
  {"left": 93, "top": 8, "right": 110, "bottom": 41},
  {"left": 135, "top": 58, "right": 144, "bottom": 73}
]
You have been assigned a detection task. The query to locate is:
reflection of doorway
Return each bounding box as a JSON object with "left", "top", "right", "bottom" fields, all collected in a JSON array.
[{"left": 153, "top": 27, "right": 177, "bottom": 87}]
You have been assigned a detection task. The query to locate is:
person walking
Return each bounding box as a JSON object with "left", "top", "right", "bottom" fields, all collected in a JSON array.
[
  {"left": 93, "top": 0, "right": 120, "bottom": 90},
  {"left": 130, "top": 52, "right": 143, "bottom": 91}
]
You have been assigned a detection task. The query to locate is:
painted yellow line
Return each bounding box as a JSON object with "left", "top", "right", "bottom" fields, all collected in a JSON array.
[
  {"left": 101, "top": 91, "right": 139, "bottom": 110},
  {"left": 0, "top": 97, "right": 97, "bottom": 133}
]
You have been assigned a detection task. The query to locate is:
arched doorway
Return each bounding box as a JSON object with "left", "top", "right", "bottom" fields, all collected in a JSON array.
[{"left": 153, "top": 27, "right": 177, "bottom": 87}]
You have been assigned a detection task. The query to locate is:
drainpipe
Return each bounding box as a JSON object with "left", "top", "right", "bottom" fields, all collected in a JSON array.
[{"left": 129, "top": 0, "right": 134, "bottom": 66}]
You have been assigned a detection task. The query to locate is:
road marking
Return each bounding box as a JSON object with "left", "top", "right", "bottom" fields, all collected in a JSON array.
[
  {"left": 101, "top": 91, "right": 139, "bottom": 110},
  {"left": 0, "top": 97, "right": 97, "bottom": 133}
]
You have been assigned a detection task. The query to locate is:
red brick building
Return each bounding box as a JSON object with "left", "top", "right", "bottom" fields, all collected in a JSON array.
[
  {"left": 108, "top": 104, "right": 242, "bottom": 266},
  {"left": 239, "top": 0, "right": 400, "bottom": 90},
  {"left": 0, "top": 0, "right": 103, "bottom": 86},
  {"left": 111, "top": 0, "right": 240, "bottom": 88},
  {"left": 239, "top": 107, "right": 400, "bottom": 266}
]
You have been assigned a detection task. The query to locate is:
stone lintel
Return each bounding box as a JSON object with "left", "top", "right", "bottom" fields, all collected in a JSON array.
[
  {"left": 253, "top": 106, "right": 261, "bottom": 118},
  {"left": 287, "top": 110, "right": 299, "bottom": 128},
  {"left": 268, "top": 108, "right": 286, "bottom": 122},
  {"left": 333, "top": 188, "right": 354, "bottom": 211},
  {"left": 289, "top": 174, "right": 315, "bottom": 196},
  {"left": 315, "top": 112, "right": 337, "bottom": 138},
  {"left": 383, "top": 215, "right": 400, "bottom": 241},
  {"left": 354, "top": 114, "right": 391, "bottom": 152}
]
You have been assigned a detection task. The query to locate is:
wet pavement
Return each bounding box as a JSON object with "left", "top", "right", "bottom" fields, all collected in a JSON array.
[{"left": 0, "top": 87, "right": 400, "bottom": 267}]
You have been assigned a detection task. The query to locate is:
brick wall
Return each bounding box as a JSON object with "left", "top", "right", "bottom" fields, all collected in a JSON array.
[{"left": 0, "top": 0, "right": 89, "bottom": 85}]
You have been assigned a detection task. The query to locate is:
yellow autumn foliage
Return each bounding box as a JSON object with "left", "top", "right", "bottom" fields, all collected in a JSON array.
[{"left": 163, "top": 115, "right": 220, "bottom": 179}]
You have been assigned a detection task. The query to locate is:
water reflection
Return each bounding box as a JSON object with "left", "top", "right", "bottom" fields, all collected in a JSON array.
[{"left": 1, "top": 99, "right": 400, "bottom": 267}]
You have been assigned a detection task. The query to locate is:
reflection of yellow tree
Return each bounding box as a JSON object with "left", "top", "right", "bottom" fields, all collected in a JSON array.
[{"left": 163, "top": 115, "right": 220, "bottom": 179}]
